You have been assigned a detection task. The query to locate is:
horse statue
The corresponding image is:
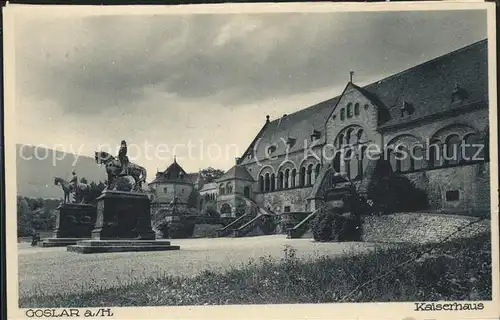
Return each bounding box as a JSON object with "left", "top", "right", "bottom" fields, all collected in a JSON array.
[
  {"left": 54, "top": 177, "right": 90, "bottom": 204},
  {"left": 94, "top": 151, "right": 147, "bottom": 192}
]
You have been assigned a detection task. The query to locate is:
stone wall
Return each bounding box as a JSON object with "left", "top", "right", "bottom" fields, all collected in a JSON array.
[
  {"left": 152, "top": 182, "right": 193, "bottom": 205},
  {"left": 361, "top": 213, "right": 490, "bottom": 244},
  {"left": 402, "top": 162, "right": 490, "bottom": 214},
  {"left": 255, "top": 187, "right": 313, "bottom": 213}
]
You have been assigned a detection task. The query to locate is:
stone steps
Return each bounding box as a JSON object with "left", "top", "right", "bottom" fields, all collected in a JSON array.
[{"left": 67, "top": 239, "right": 180, "bottom": 253}]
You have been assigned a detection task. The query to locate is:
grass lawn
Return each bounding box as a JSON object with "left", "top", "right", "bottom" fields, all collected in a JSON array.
[{"left": 20, "top": 233, "right": 491, "bottom": 308}]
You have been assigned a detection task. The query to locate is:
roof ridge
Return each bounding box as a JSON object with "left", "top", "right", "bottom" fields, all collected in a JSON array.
[
  {"left": 362, "top": 38, "right": 487, "bottom": 90},
  {"left": 267, "top": 38, "right": 486, "bottom": 123}
]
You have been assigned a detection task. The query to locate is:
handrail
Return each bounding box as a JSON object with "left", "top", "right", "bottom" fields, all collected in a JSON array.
[{"left": 287, "top": 208, "right": 321, "bottom": 239}]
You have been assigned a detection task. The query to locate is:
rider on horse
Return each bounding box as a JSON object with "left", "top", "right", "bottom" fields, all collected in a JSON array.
[
  {"left": 118, "top": 140, "right": 129, "bottom": 176},
  {"left": 68, "top": 171, "right": 79, "bottom": 201}
]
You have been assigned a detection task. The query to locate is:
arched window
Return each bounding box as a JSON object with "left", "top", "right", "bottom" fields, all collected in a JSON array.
[
  {"left": 307, "top": 164, "right": 313, "bottom": 185},
  {"left": 299, "top": 167, "right": 306, "bottom": 186},
  {"left": 199, "top": 199, "right": 203, "bottom": 210},
  {"left": 219, "top": 184, "right": 225, "bottom": 195},
  {"left": 400, "top": 145, "right": 413, "bottom": 172},
  {"left": 345, "top": 131, "right": 350, "bottom": 146},
  {"left": 205, "top": 194, "right": 209, "bottom": 201},
  {"left": 338, "top": 134, "right": 344, "bottom": 148},
  {"left": 264, "top": 173, "right": 270, "bottom": 192},
  {"left": 278, "top": 171, "right": 284, "bottom": 190},
  {"left": 284, "top": 169, "right": 290, "bottom": 189},
  {"left": 413, "top": 145, "right": 424, "bottom": 170},
  {"left": 357, "top": 129, "right": 364, "bottom": 144},
  {"left": 347, "top": 103, "right": 353, "bottom": 118},
  {"left": 315, "top": 164, "right": 321, "bottom": 181},
  {"left": 291, "top": 169, "right": 297, "bottom": 188},
  {"left": 333, "top": 152, "right": 341, "bottom": 174},
  {"left": 388, "top": 148, "right": 398, "bottom": 173},
  {"left": 463, "top": 133, "right": 481, "bottom": 163},
  {"left": 270, "top": 174, "right": 276, "bottom": 191},
  {"left": 259, "top": 175, "right": 264, "bottom": 192},
  {"left": 226, "top": 182, "right": 233, "bottom": 194},
  {"left": 445, "top": 134, "right": 461, "bottom": 165},
  {"left": 345, "top": 149, "right": 353, "bottom": 179},
  {"left": 428, "top": 139, "right": 443, "bottom": 168},
  {"left": 354, "top": 103, "right": 360, "bottom": 116},
  {"left": 244, "top": 186, "right": 250, "bottom": 198},
  {"left": 340, "top": 109, "right": 345, "bottom": 121},
  {"left": 358, "top": 146, "right": 367, "bottom": 178}
]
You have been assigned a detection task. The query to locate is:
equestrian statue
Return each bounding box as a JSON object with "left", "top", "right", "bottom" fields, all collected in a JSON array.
[
  {"left": 54, "top": 171, "right": 91, "bottom": 204},
  {"left": 94, "top": 140, "right": 147, "bottom": 192}
]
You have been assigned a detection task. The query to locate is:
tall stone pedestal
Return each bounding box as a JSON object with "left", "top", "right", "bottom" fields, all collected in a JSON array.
[
  {"left": 39, "top": 203, "right": 97, "bottom": 247},
  {"left": 91, "top": 190, "right": 156, "bottom": 240},
  {"left": 68, "top": 190, "right": 180, "bottom": 253}
]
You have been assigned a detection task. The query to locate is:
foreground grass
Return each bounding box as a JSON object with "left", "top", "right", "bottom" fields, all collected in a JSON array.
[{"left": 20, "top": 233, "right": 491, "bottom": 307}]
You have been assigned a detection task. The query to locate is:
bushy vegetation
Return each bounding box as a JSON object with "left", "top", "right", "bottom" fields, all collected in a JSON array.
[
  {"left": 20, "top": 233, "right": 491, "bottom": 307},
  {"left": 311, "top": 184, "right": 366, "bottom": 242},
  {"left": 155, "top": 215, "right": 197, "bottom": 239}
]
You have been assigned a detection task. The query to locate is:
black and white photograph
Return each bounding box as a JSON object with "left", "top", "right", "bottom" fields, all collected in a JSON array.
[{"left": 3, "top": 2, "right": 499, "bottom": 319}]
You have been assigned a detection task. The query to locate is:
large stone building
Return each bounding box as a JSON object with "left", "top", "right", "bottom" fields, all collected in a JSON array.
[{"left": 216, "top": 39, "right": 490, "bottom": 217}]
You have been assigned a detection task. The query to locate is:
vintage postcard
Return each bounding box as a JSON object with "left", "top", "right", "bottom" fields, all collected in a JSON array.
[{"left": 3, "top": 2, "right": 499, "bottom": 319}]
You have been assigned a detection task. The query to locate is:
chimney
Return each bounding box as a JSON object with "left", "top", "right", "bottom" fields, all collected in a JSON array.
[
  {"left": 266, "top": 115, "right": 270, "bottom": 123},
  {"left": 235, "top": 157, "right": 241, "bottom": 165}
]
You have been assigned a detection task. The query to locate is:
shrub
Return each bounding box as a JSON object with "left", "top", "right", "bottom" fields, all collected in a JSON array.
[
  {"left": 312, "top": 185, "right": 365, "bottom": 242},
  {"left": 156, "top": 216, "right": 197, "bottom": 239}
]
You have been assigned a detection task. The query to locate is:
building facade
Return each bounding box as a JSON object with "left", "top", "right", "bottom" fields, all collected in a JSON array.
[{"left": 217, "top": 39, "right": 490, "bottom": 217}]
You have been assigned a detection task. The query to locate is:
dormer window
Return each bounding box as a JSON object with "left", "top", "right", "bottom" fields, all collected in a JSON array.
[
  {"left": 286, "top": 137, "right": 296, "bottom": 148},
  {"left": 400, "top": 101, "right": 414, "bottom": 117},
  {"left": 451, "top": 83, "right": 468, "bottom": 103},
  {"left": 311, "top": 130, "right": 321, "bottom": 141}
]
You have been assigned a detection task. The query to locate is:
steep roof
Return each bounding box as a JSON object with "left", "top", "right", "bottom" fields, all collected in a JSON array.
[
  {"left": 238, "top": 97, "right": 338, "bottom": 165},
  {"left": 150, "top": 159, "right": 189, "bottom": 184},
  {"left": 362, "top": 39, "right": 488, "bottom": 129},
  {"left": 217, "top": 165, "right": 255, "bottom": 182},
  {"left": 239, "top": 39, "right": 488, "bottom": 163}
]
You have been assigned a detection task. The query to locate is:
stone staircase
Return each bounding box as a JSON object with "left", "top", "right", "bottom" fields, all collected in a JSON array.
[
  {"left": 287, "top": 208, "right": 319, "bottom": 239},
  {"left": 216, "top": 194, "right": 277, "bottom": 237}
]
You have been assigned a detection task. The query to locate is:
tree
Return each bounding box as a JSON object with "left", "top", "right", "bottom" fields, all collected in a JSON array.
[
  {"left": 200, "top": 167, "right": 225, "bottom": 183},
  {"left": 17, "top": 196, "right": 33, "bottom": 237}
]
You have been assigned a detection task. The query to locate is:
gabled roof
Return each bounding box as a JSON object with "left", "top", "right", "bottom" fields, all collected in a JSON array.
[
  {"left": 150, "top": 159, "right": 189, "bottom": 184},
  {"left": 217, "top": 165, "right": 255, "bottom": 182},
  {"left": 238, "top": 97, "right": 338, "bottom": 165},
  {"left": 239, "top": 39, "right": 488, "bottom": 163}
]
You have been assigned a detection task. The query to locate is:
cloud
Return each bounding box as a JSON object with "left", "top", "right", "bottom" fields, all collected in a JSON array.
[
  {"left": 12, "top": 9, "right": 488, "bottom": 173},
  {"left": 15, "top": 10, "right": 486, "bottom": 116}
]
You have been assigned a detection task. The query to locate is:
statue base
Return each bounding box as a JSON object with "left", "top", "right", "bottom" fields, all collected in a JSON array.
[
  {"left": 67, "top": 239, "right": 180, "bottom": 254},
  {"left": 52, "top": 203, "right": 97, "bottom": 239},
  {"left": 38, "top": 238, "right": 90, "bottom": 247},
  {"left": 91, "top": 189, "right": 156, "bottom": 240}
]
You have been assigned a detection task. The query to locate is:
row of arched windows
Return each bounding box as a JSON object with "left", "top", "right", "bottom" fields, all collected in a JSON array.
[
  {"left": 259, "top": 164, "right": 321, "bottom": 192},
  {"left": 340, "top": 103, "right": 363, "bottom": 121},
  {"left": 219, "top": 182, "right": 233, "bottom": 195},
  {"left": 204, "top": 193, "right": 216, "bottom": 201},
  {"left": 331, "top": 146, "right": 369, "bottom": 181},
  {"left": 387, "top": 132, "right": 486, "bottom": 174},
  {"left": 338, "top": 128, "right": 364, "bottom": 149}
]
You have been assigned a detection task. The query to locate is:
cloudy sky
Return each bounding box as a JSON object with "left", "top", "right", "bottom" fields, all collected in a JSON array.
[{"left": 13, "top": 8, "right": 487, "bottom": 175}]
